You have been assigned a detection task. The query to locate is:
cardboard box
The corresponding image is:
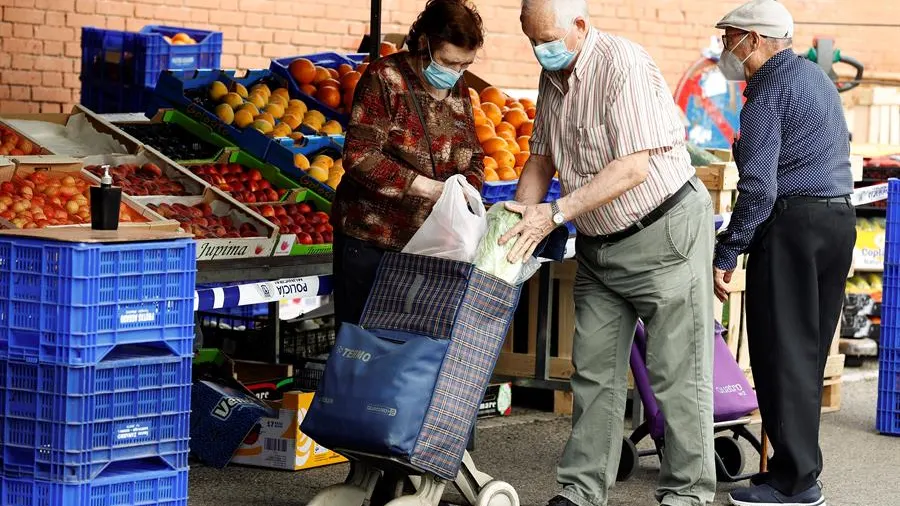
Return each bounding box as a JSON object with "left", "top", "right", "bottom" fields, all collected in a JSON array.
[
  {"left": 231, "top": 391, "right": 347, "bottom": 471},
  {"left": 0, "top": 155, "right": 178, "bottom": 231},
  {"left": 0, "top": 104, "right": 143, "bottom": 157},
  {"left": 190, "top": 379, "right": 277, "bottom": 469},
  {"left": 133, "top": 187, "right": 279, "bottom": 260},
  {"left": 478, "top": 382, "right": 512, "bottom": 419}
]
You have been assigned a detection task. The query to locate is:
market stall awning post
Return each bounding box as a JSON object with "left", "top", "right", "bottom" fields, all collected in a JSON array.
[{"left": 370, "top": 0, "right": 382, "bottom": 61}]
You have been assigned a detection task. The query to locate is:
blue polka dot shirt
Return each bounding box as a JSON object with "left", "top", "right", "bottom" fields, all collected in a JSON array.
[{"left": 713, "top": 49, "right": 854, "bottom": 271}]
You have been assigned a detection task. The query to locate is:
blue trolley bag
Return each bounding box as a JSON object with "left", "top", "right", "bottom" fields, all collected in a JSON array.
[{"left": 301, "top": 252, "right": 522, "bottom": 480}]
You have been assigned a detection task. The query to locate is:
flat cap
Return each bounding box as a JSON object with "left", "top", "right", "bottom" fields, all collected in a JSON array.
[{"left": 715, "top": 0, "right": 794, "bottom": 39}]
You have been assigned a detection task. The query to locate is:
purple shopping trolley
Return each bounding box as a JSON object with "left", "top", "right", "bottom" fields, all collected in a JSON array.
[{"left": 617, "top": 320, "right": 765, "bottom": 483}]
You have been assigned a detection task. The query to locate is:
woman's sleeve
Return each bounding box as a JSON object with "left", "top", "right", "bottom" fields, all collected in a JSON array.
[
  {"left": 342, "top": 66, "right": 420, "bottom": 201},
  {"left": 462, "top": 86, "right": 485, "bottom": 191}
]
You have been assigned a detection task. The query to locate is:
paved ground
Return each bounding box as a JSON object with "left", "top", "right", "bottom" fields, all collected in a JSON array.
[{"left": 189, "top": 366, "right": 898, "bottom": 506}]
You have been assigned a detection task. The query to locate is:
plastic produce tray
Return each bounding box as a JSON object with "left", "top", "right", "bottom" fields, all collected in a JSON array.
[
  {"left": 79, "top": 81, "right": 157, "bottom": 115},
  {"left": 152, "top": 68, "right": 343, "bottom": 163},
  {"left": 269, "top": 52, "right": 358, "bottom": 126},
  {"left": 481, "top": 178, "right": 562, "bottom": 204},
  {"left": 0, "top": 352, "right": 191, "bottom": 482},
  {"left": 0, "top": 237, "right": 196, "bottom": 365},
  {"left": 1, "top": 465, "right": 188, "bottom": 506},
  {"left": 264, "top": 135, "right": 343, "bottom": 201},
  {"left": 81, "top": 25, "right": 222, "bottom": 89}
]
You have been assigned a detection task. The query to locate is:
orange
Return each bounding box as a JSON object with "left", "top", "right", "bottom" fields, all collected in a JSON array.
[
  {"left": 482, "top": 137, "right": 508, "bottom": 156},
  {"left": 315, "top": 87, "right": 342, "bottom": 109},
  {"left": 319, "top": 78, "right": 341, "bottom": 91},
  {"left": 495, "top": 121, "right": 517, "bottom": 140},
  {"left": 288, "top": 58, "right": 316, "bottom": 85},
  {"left": 515, "top": 151, "right": 530, "bottom": 168},
  {"left": 480, "top": 86, "right": 506, "bottom": 108},
  {"left": 356, "top": 62, "right": 369, "bottom": 75},
  {"left": 518, "top": 120, "right": 534, "bottom": 137},
  {"left": 473, "top": 108, "right": 489, "bottom": 127},
  {"left": 301, "top": 84, "right": 317, "bottom": 96},
  {"left": 519, "top": 98, "right": 536, "bottom": 110},
  {"left": 498, "top": 167, "right": 518, "bottom": 181},
  {"left": 483, "top": 156, "right": 498, "bottom": 171},
  {"left": 468, "top": 88, "right": 480, "bottom": 107},
  {"left": 380, "top": 41, "right": 398, "bottom": 57},
  {"left": 475, "top": 124, "right": 495, "bottom": 144},
  {"left": 517, "top": 135, "right": 530, "bottom": 152},
  {"left": 505, "top": 138, "right": 521, "bottom": 155},
  {"left": 312, "top": 67, "right": 331, "bottom": 85},
  {"left": 481, "top": 102, "right": 502, "bottom": 127},
  {"left": 526, "top": 106, "right": 537, "bottom": 119},
  {"left": 484, "top": 167, "right": 499, "bottom": 182},
  {"left": 493, "top": 149, "right": 515, "bottom": 170},
  {"left": 337, "top": 63, "right": 354, "bottom": 77},
  {"left": 506, "top": 101, "right": 525, "bottom": 111},
  {"left": 340, "top": 71, "right": 361, "bottom": 92},
  {"left": 327, "top": 68, "right": 340, "bottom": 80},
  {"left": 504, "top": 109, "right": 529, "bottom": 129}
]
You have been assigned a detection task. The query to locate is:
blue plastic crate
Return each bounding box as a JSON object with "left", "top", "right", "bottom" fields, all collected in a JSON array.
[
  {"left": 1, "top": 464, "right": 188, "bottom": 506},
  {"left": 0, "top": 351, "right": 191, "bottom": 482},
  {"left": 80, "top": 81, "right": 157, "bottom": 114},
  {"left": 877, "top": 347, "right": 900, "bottom": 436},
  {"left": 81, "top": 25, "right": 222, "bottom": 89},
  {"left": 886, "top": 179, "right": 900, "bottom": 263},
  {"left": 0, "top": 237, "right": 196, "bottom": 365},
  {"left": 481, "top": 178, "right": 561, "bottom": 204},
  {"left": 269, "top": 52, "right": 358, "bottom": 126}
]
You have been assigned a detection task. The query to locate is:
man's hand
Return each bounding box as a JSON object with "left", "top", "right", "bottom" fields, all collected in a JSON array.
[
  {"left": 499, "top": 202, "right": 555, "bottom": 263},
  {"left": 714, "top": 267, "right": 733, "bottom": 302},
  {"left": 409, "top": 176, "right": 444, "bottom": 202}
]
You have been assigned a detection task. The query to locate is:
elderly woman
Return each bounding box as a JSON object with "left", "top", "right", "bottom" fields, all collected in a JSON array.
[{"left": 330, "top": 0, "right": 486, "bottom": 327}]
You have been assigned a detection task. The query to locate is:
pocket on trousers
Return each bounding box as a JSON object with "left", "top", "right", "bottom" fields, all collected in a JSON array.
[{"left": 665, "top": 202, "right": 701, "bottom": 260}]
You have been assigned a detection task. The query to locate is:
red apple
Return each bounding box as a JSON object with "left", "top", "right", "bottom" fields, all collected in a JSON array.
[
  {"left": 297, "top": 232, "right": 313, "bottom": 245},
  {"left": 248, "top": 169, "right": 263, "bottom": 181},
  {"left": 297, "top": 203, "right": 312, "bottom": 214}
]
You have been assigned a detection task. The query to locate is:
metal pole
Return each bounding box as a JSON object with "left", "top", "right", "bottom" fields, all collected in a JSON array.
[{"left": 370, "top": 0, "right": 382, "bottom": 61}]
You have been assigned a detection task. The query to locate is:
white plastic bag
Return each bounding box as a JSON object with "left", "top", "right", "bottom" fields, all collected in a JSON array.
[{"left": 402, "top": 174, "right": 487, "bottom": 263}]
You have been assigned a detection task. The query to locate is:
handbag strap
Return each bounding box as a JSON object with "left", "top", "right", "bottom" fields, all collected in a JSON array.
[{"left": 398, "top": 66, "right": 437, "bottom": 176}]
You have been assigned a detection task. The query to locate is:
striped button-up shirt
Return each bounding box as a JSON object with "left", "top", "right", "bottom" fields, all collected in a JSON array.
[{"left": 530, "top": 28, "right": 694, "bottom": 236}]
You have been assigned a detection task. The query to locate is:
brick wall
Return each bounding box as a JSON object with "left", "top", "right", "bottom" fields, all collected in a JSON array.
[{"left": 0, "top": 0, "right": 898, "bottom": 114}]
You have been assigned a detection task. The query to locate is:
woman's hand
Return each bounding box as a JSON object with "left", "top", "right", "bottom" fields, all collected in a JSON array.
[{"left": 409, "top": 176, "right": 445, "bottom": 202}]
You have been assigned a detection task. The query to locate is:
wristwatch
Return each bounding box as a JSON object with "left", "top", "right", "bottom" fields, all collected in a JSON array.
[{"left": 550, "top": 201, "right": 566, "bottom": 226}]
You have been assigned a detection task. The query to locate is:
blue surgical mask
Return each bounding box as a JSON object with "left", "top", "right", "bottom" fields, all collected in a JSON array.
[
  {"left": 533, "top": 26, "right": 577, "bottom": 71},
  {"left": 424, "top": 40, "right": 463, "bottom": 90}
]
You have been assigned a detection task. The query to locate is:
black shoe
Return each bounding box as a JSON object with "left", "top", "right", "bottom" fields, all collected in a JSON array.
[
  {"left": 548, "top": 496, "right": 577, "bottom": 506},
  {"left": 729, "top": 483, "right": 825, "bottom": 505},
  {"left": 750, "top": 472, "right": 770, "bottom": 486}
]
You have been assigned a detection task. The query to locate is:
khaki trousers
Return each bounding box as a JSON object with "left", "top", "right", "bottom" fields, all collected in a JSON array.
[{"left": 558, "top": 180, "right": 717, "bottom": 506}]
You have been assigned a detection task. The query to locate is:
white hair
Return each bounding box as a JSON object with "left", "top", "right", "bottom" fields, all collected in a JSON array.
[{"left": 522, "top": 0, "right": 590, "bottom": 29}]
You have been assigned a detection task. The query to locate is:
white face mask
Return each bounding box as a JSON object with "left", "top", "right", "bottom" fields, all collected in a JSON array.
[{"left": 717, "top": 33, "right": 754, "bottom": 81}]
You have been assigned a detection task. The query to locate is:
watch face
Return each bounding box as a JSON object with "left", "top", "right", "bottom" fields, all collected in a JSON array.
[{"left": 554, "top": 213, "right": 565, "bottom": 225}]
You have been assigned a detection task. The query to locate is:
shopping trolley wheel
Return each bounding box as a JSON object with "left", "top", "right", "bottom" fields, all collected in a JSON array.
[
  {"left": 617, "top": 438, "right": 638, "bottom": 482},
  {"left": 714, "top": 435, "right": 746, "bottom": 482},
  {"left": 474, "top": 481, "right": 519, "bottom": 506}
]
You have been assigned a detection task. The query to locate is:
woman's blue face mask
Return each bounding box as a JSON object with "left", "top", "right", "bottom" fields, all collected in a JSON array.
[
  {"left": 532, "top": 25, "right": 576, "bottom": 71},
  {"left": 424, "top": 40, "right": 464, "bottom": 90}
]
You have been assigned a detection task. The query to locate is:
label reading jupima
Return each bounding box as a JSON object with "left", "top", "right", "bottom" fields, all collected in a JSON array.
[{"left": 116, "top": 422, "right": 152, "bottom": 442}]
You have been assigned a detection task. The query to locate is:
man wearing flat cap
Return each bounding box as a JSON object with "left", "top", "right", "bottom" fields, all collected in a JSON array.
[{"left": 712, "top": 1, "right": 855, "bottom": 505}]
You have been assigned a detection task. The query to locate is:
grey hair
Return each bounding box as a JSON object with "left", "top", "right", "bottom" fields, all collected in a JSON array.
[{"left": 522, "top": 0, "right": 590, "bottom": 29}]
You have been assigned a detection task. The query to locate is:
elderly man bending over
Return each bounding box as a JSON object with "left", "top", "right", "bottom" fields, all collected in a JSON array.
[{"left": 500, "top": 0, "right": 717, "bottom": 505}]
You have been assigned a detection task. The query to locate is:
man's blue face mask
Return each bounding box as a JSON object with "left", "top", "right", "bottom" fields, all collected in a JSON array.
[{"left": 532, "top": 24, "right": 577, "bottom": 71}]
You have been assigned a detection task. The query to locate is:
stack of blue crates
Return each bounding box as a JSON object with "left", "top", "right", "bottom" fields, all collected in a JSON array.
[
  {"left": 80, "top": 25, "right": 223, "bottom": 114},
  {"left": 878, "top": 178, "right": 900, "bottom": 436},
  {"left": 0, "top": 236, "right": 196, "bottom": 505}
]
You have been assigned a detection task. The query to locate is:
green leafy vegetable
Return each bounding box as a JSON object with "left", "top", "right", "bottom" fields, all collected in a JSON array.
[{"left": 474, "top": 204, "right": 526, "bottom": 284}]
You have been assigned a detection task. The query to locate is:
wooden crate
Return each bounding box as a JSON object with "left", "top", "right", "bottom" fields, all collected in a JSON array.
[{"left": 696, "top": 157, "right": 738, "bottom": 213}]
